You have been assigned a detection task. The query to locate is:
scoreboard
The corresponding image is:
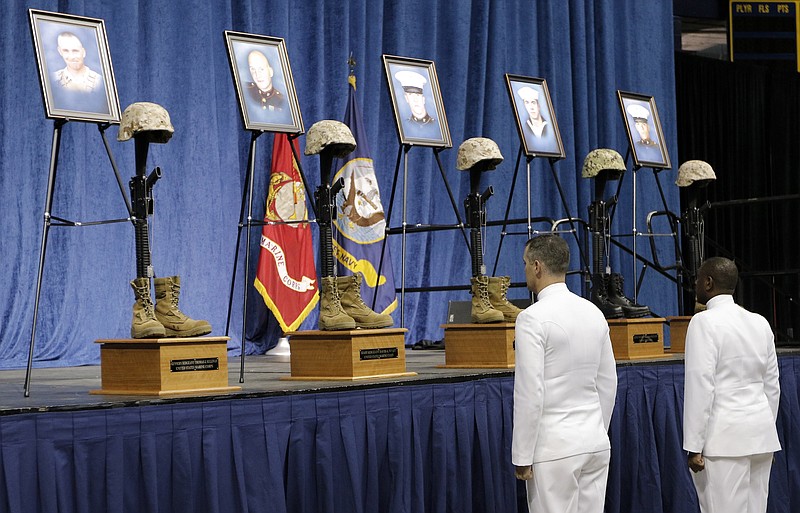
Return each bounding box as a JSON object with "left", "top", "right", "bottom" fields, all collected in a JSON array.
[{"left": 730, "top": 1, "right": 800, "bottom": 71}]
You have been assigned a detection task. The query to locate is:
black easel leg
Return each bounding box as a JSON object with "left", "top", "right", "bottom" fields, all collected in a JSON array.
[
  {"left": 548, "top": 160, "right": 590, "bottom": 276},
  {"left": 239, "top": 132, "right": 261, "bottom": 383},
  {"left": 373, "top": 145, "right": 404, "bottom": 311},
  {"left": 98, "top": 124, "right": 133, "bottom": 217},
  {"left": 24, "top": 120, "right": 66, "bottom": 397},
  {"left": 225, "top": 150, "right": 252, "bottom": 338},
  {"left": 288, "top": 134, "right": 318, "bottom": 220},
  {"left": 432, "top": 149, "right": 470, "bottom": 250},
  {"left": 652, "top": 171, "right": 684, "bottom": 313},
  {"left": 492, "top": 146, "right": 523, "bottom": 276}
]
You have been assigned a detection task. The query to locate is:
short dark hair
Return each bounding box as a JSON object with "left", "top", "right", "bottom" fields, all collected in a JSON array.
[
  {"left": 700, "top": 257, "right": 738, "bottom": 292},
  {"left": 524, "top": 234, "right": 569, "bottom": 275},
  {"left": 57, "top": 32, "right": 82, "bottom": 46}
]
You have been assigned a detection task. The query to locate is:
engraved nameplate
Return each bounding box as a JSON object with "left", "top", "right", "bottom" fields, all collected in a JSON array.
[
  {"left": 360, "top": 347, "right": 399, "bottom": 361},
  {"left": 170, "top": 357, "right": 219, "bottom": 372},
  {"left": 633, "top": 333, "right": 660, "bottom": 344}
]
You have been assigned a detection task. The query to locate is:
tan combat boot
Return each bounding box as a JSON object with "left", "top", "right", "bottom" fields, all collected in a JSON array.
[
  {"left": 470, "top": 275, "right": 504, "bottom": 323},
  {"left": 154, "top": 276, "right": 212, "bottom": 337},
  {"left": 487, "top": 276, "right": 523, "bottom": 322},
  {"left": 318, "top": 276, "right": 356, "bottom": 330},
  {"left": 337, "top": 274, "right": 393, "bottom": 329},
  {"left": 130, "top": 277, "right": 166, "bottom": 339}
]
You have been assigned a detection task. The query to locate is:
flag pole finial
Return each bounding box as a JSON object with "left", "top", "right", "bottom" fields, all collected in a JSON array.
[{"left": 347, "top": 53, "right": 356, "bottom": 89}]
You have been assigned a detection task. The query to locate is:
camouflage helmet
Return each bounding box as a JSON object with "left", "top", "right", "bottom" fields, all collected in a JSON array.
[
  {"left": 456, "top": 137, "right": 503, "bottom": 171},
  {"left": 304, "top": 120, "right": 356, "bottom": 158},
  {"left": 581, "top": 148, "right": 626, "bottom": 179},
  {"left": 676, "top": 160, "right": 716, "bottom": 187},
  {"left": 117, "top": 102, "right": 174, "bottom": 143}
]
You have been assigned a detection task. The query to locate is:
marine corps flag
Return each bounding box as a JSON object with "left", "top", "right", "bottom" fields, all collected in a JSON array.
[
  {"left": 331, "top": 74, "right": 397, "bottom": 314},
  {"left": 254, "top": 134, "right": 319, "bottom": 332}
]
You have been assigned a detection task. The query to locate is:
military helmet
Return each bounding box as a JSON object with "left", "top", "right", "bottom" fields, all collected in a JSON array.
[
  {"left": 581, "top": 148, "right": 626, "bottom": 179},
  {"left": 676, "top": 160, "right": 716, "bottom": 187},
  {"left": 117, "top": 102, "right": 174, "bottom": 143},
  {"left": 456, "top": 137, "right": 503, "bottom": 171},
  {"left": 304, "top": 120, "right": 356, "bottom": 158}
]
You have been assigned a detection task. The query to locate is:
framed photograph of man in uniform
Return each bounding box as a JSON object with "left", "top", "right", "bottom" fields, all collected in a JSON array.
[
  {"left": 28, "top": 9, "right": 121, "bottom": 123},
  {"left": 224, "top": 31, "right": 304, "bottom": 134},
  {"left": 382, "top": 55, "right": 451, "bottom": 148},
  {"left": 505, "top": 74, "right": 565, "bottom": 159},
  {"left": 617, "top": 90, "right": 671, "bottom": 169}
]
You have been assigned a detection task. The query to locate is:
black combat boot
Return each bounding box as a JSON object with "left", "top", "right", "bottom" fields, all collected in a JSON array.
[
  {"left": 591, "top": 273, "right": 624, "bottom": 319},
  {"left": 607, "top": 273, "right": 650, "bottom": 318}
]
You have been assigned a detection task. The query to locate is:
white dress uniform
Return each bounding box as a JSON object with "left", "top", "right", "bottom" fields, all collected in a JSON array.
[
  {"left": 512, "top": 282, "right": 617, "bottom": 513},
  {"left": 683, "top": 294, "right": 781, "bottom": 513}
]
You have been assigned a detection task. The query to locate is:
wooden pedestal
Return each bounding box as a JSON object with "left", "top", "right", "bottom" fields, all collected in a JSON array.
[
  {"left": 91, "top": 336, "right": 241, "bottom": 396},
  {"left": 285, "top": 328, "right": 416, "bottom": 380},
  {"left": 665, "top": 316, "right": 692, "bottom": 353},
  {"left": 608, "top": 318, "right": 668, "bottom": 360},
  {"left": 439, "top": 323, "right": 515, "bottom": 368}
]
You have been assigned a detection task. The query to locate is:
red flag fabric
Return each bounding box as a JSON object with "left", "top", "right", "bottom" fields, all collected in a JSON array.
[{"left": 254, "top": 134, "right": 318, "bottom": 332}]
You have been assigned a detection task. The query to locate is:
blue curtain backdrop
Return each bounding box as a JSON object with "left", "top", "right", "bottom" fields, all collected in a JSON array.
[
  {"left": 1, "top": 358, "right": 798, "bottom": 513},
  {"left": 1, "top": 0, "right": 679, "bottom": 366}
]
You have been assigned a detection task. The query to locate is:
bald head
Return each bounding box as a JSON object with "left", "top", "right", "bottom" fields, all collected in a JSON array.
[
  {"left": 695, "top": 257, "right": 738, "bottom": 305},
  {"left": 247, "top": 50, "right": 274, "bottom": 92}
]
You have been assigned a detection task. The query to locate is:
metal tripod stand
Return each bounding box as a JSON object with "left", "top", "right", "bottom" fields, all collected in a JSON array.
[
  {"left": 25, "top": 120, "right": 130, "bottom": 397},
  {"left": 223, "top": 131, "right": 316, "bottom": 383}
]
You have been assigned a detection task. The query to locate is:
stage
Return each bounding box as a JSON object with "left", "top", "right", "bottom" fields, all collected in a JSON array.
[
  {"left": 2, "top": 350, "right": 518, "bottom": 413},
  {"left": 1, "top": 349, "right": 799, "bottom": 513}
]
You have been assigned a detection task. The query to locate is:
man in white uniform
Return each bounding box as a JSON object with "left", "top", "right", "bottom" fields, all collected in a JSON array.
[
  {"left": 683, "top": 257, "right": 781, "bottom": 513},
  {"left": 512, "top": 234, "right": 617, "bottom": 513}
]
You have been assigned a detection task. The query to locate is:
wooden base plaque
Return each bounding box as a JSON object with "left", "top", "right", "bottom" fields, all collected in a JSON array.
[
  {"left": 665, "top": 316, "right": 692, "bottom": 353},
  {"left": 439, "top": 323, "right": 515, "bottom": 368},
  {"left": 608, "top": 318, "right": 668, "bottom": 360},
  {"left": 91, "top": 336, "right": 241, "bottom": 396},
  {"left": 284, "top": 328, "right": 415, "bottom": 380}
]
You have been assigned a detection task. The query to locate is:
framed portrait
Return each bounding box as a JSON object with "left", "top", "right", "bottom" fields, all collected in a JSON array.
[
  {"left": 28, "top": 9, "right": 121, "bottom": 123},
  {"left": 224, "top": 31, "right": 304, "bottom": 134},
  {"left": 505, "top": 74, "right": 565, "bottom": 159},
  {"left": 382, "top": 55, "right": 451, "bottom": 148},
  {"left": 617, "top": 90, "right": 671, "bottom": 169}
]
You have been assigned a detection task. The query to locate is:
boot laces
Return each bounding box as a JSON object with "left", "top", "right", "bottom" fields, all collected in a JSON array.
[
  {"left": 324, "top": 279, "right": 344, "bottom": 310},
  {"left": 353, "top": 288, "right": 369, "bottom": 308},
  {"left": 611, "top": 274, "right": 623, "bottom": 292},
  {"left": 479, "top": 280, "right": 492, "bottom": 303},
  {"left": 499, "top": 280, "right": 510, "bottom": 301},
  {"left": 169, "top": 283, "right": 181, "bottom": 308},
  {"left": 135, "top": 285, "right": 156, "bottom": 316}
]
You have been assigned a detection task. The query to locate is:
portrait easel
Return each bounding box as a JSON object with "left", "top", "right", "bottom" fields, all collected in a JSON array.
[
  {"left": 25, "top": 120, "right": 131, "bottom": 397},
  {"left": 490, "top": 146, "right": 591, "bottom": 294},
  {"left": 604, "top": 150, "right": 683, "bottom": 316},
  {"left": 374, "top": 144, "right": 470, "bottom": 327},
  {"left": 223, "top": 130, "right": 315, "bottom": 383}
]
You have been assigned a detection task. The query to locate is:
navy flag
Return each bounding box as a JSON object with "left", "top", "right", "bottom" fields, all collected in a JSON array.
[{"left": 331, "top": 75, "right": 397, "bottom": 315}]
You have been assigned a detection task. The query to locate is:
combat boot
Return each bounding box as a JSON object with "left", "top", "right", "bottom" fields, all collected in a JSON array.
[
  {"left": 154, "top": 276, "right": 212, "bottom": 337},
  {"left": 130, "top": 277, "right": 166, "bottom": 339},
  {"left": 487, "top": 276, "right": 523, "bottom": 322},
  {"left": 607, "top": 273, "right": 650, "bottom": 318},
  {"left": 470, "top": 275, "right": 504, "bottom": 323},
  {"left": 319, "top": 276, "right": 356, "bottom": 330},
  {"left": 337, "top": 274, "right": 393, "bottom": 329},
  {"left": 591, "top": 273, "right": 624, "bottom": 319}
]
